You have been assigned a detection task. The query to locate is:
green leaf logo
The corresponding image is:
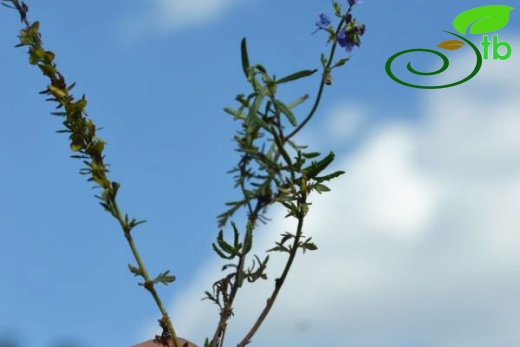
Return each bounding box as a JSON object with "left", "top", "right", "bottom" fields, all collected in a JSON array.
[{"left": 453, "top": 5, "right": 514, "bottom": 35}]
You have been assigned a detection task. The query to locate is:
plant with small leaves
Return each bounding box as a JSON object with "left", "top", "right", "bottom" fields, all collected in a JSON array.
[
  {"left": 1, "top": 1, "right": 183, "bottom": 347},
  {"left": 2, "top": 0, "right": 365, "bottom": 346},
  {"left": 204, "top": 2, "right": 365, "bottom": 346}
]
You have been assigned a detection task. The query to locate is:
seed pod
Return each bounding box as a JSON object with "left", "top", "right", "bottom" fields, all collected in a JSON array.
[{"left": 324, "top": 72, "right": 332, "bottom": 85}]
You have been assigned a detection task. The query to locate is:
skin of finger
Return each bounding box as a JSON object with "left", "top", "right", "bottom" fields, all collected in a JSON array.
[{"left": 130, "top": 338, "right": 199, "bottom": 347}]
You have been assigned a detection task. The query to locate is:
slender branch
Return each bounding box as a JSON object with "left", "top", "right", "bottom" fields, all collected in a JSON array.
[
  {"left": 111, "top": 197, "right": 181, "bottom": 347},
  {"left": 210, "top": 199, "right": 269, "bottom": 346},
  {"left": 2, "top": 2, "right": 181, "bottom": 346},
  {"left": 238, "top": 192, "right": 307, "bottom": 347},
  {"left": 285, "top": 9, "right": 352, "bottom": 141}
]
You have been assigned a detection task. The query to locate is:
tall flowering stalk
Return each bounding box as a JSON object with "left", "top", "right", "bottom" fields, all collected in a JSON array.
[
  {"left": 1, "top": 1, "right": 365, "bottom": 347},
  {"left": 205, "top": 3, "right": 365, "bottom": 346}
]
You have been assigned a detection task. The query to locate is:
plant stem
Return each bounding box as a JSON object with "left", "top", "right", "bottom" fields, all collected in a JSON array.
[
  {"left": 285, "top": 15, "right": 348, "bottom": 141},
  {"left": 237, "top": 195, "right": 307, "bottom": 346},
  {"left": 111, "top": 197, "right": 180, "bottom": 347},
  {"left": 2, "top": 2, "right": 181, "bottom": 345}
]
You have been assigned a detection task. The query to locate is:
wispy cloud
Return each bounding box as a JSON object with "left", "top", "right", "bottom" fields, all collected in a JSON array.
[
  {"left": 139, "top": 39, "right": 520, "bottom": 347},
  {"left": 117, "top": 0, "right": 245, "bottom": 41}
]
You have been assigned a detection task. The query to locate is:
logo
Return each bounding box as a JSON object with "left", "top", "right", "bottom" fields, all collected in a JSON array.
[{"left": 385, "top": 5, "right": 514, "bottom": 89}]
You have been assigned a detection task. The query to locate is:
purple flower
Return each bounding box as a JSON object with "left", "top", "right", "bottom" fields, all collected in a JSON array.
[
  {"left": 337, "top": 23, "right": 366, "bottom": 53},
  {"left": 315, "top": 13, "right": 331, "bottom": 29},
  {"left": 311, "top": 13, "right": 332, "bottom": 35},
  {"left": 348, "top": 0, "right": 363, "bottom": 5}
]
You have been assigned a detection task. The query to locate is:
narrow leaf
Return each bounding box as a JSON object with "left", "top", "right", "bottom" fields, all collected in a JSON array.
[
  {"left": 314, "top": 169, "right": 346, "bottom": 183},
  {"left": 242, "top": 220, "right": 254, "bottom": 254},
  {"left": 276, "top": 69, "right": 317, "bottom": 84},
  {"left": 301, "top": 151, "right": 336, "bottom": 178},
  {"left": 286, "top": 94, "right": 309, "bottom": 110},
  {"left": 128, "top": 264, "right": 144, "bottom": 277},
  {"left": 241, "top": 37, "right": 250, "bottom": 78},
  {"left": 216, "top": 230, "right": 236, "bottom": 255},
  {"left": 274, "top": 99, "right": 297, "bottom": 127}
]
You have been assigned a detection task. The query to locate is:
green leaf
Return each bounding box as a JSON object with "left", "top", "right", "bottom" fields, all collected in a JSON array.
[
  {"left": 333, "top": 57, "right": 349, "bottom": 68},
  {"left": 245, "top": 254, "right": 269, "bottom": 282},
  {"left": 85, "top": 140, "right": 105, "bottom": 157},
  {"left": 248, "top": 95, "right": 270, "bottom": 131},
  {"left": 261, "top": 71, "right": 272, "bottom": 84},
  {"left": 279, "top": 232, "right": 294, "bottom": 244},
  {"left": 29, "top": 47, "right": 45, "bottom": 65},
  {"left": 153, "top": 270, "right": 176, "bottom": 285},
  {"left": 255, "top": 64, "right": 267, "bottom": 74},
  {"left": 266, "top": 243, "right": 290, "bottom": 253},
  {"left": 274, "top": 99, "right": 297, "bottom": 127},
  {"left": 258, "top": 152, "right": 280, "bottom": 171},
  {"left": 67, "top": 82, "right": 77, "bottom": 91},
  {"left": 314, "top": 169, "right": 345, "bottom": 183},
  {"left": 242, "top": 220, "right": 254, "bottom": 254},
  {"left": 320, "top": 53, "right": 328, "bottom": 67},
  {"left": 43, "top": 50, "right": 55, "bottom": 64},
  {"left": 232, "top": 221, "right": 240, "bottom": 247},
  {"left": 217, "top": 230, "right": 236, "bottom": 255},
  {"left": 212, "top": 243, "right": 232, "bottom": 259},
  {"left": 302, "top": 152, "right": 321, "bottom": 159},
  {"left": 1, "top": 2, "right": 16, "bottom": 9},
  {"left": 453, "top": 5, "right": 515, "bottom": 35},
  {"left": 285, "top": 94, "right": 309, "bottom": 111},
  {"left": 92, "top": 175, "right": 111, "bottom": 189},
  {"left": 128, "top": 218, "right": 146, "bottom": 230},
  {"left": 312, "top": 183, "right": 331, "bottom": 194},
  {"left": 69, "top": 134, "right": 85, "bottom": 152},
  {"left": 98, "top": 201, "right": 113, "bottom": 214},
  {"left": 50, "top": 111, "right": 67, "bottom": 117},
  {"left": 272, "top": 130, "right": 292, "bottom": 166},
  {"left": 224, "top": 107, "right": 245, "bottom": 120},
  {"left": 301, "top": 238, "right": 318, "bottom": 253},
  {"left": 212, "top": 228, "right": 238, "bottom": 260},
  {"left": 276, "top": 69, "right": 317, "bottom": 84},
  {"left": 111, "top": 181, "right": 121, "bottom": 195},
  {"left": 65, "top": 98, "right": 87, "bottom": 115},
  {"left": 48, "top": 84, "right": 67, "bottom": 99},
  {"left": 128, "top": 264, "right": 144, "bottom": 277},
  {"left": 333, "top": 1, "right": 342, "bottom": 17},
  {"left": 280, "top": 201, "right": 298, "bottom": 218},
  {"left": 301, "top": 151, "right": 336, "bottom": 178},
  {"left": 241, "top": 37, "right": 250, "bottom": 78},
  {"left": 30, "top": 21, "right": 40, "bottom": 32}
]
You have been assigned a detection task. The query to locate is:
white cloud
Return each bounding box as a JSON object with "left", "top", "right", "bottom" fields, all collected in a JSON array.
[
  {"left": 117, "top": 0, "right": 245, "bottom": 40},
  {"left": 324, "top": 102, "right": 367, "bottom": 140},
  {"left": 139, "top": 39, "right": 520, "bottom": 346}
]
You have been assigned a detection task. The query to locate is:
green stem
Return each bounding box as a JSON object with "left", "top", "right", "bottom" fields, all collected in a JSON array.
[
  {"left": 285, "top": 13, "right": 350, "bottom": 141},
  {"left": 111, "top": 197, "right": 180, "bottom": 347},
  {"left": 2, "top": 2, "right": 181, "bottom": 345},
  {"left": 238, "top": 193, "right": 307, "bottom": 347}
]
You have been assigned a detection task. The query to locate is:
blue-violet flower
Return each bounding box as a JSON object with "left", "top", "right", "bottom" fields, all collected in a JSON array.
[
  {"left": 315, "top": 13, "right": 331, "bottom": 30},
  {"left": 337, "top": 22, "right": 366, "bottom": 53}
]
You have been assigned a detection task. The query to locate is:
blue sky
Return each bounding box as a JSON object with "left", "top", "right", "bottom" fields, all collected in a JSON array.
[{"left": 1, "top": 1, "right": 519, "bottom": 347}]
